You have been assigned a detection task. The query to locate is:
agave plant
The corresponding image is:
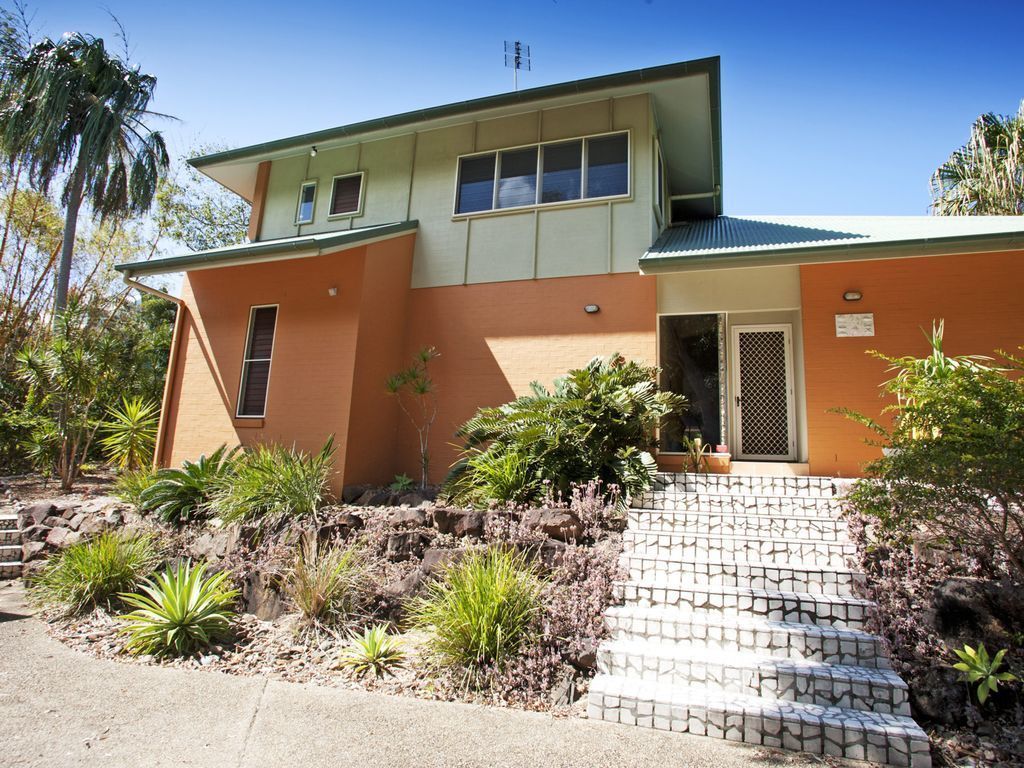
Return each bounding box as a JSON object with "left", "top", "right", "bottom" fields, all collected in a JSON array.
[
  {"left": 119, "top": 561, "right": 239, "bottom": 656},
  {"left": 99, "top": 396, "right": 160, "bottom": 470},
  {"left": 140, "top": 445, "right": 238, "bottom": 525},
  {"left": 338, "top": 624, "right": 406, "bottom": 678}
]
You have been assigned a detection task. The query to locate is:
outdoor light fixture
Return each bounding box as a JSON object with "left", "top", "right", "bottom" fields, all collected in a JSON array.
[
  {"left": 310, "top": 145, "right": 318, "bottom": 157},
  {"left": 584, "top": 304, "right": 600, "bottom": 314},
  {"left": 843, "top": 290, "right": 863, "bottom": 302},
  {"left": 328, "top": 286, "right": 338, "bottom": 297}
]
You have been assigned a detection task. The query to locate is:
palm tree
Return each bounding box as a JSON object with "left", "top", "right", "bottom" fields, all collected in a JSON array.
[
  {"left": 931, "top": 103, "right": 1024, "bottom": 216},
  {"left": 0, "top": 32, "right": 170, "bottom": 324}
]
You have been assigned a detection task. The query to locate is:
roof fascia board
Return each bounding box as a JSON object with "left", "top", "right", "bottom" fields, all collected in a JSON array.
[
  {"left": 189, "top": 58, "right": 721, "bottom": 170},
  {"left": 639, "top": 232, "right": 1024, "bottom": 274},
  {"left": 117, "top": 222, "right": 418, "bottom": 277}
]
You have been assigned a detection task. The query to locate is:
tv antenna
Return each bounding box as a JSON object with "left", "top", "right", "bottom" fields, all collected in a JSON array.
[{"left": 504, "top": 40, "right": 531, "bottom": 91}]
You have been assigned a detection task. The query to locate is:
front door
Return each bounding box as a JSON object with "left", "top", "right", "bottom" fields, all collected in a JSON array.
[{"left": 731, "top": 324, "right": 796, "bottom": 461}]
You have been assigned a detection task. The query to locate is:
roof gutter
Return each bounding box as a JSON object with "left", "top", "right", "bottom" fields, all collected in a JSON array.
[
  {"left": 639, "top": 231, "right": 1024, "bottom": 274},
  {"left": 120, "top": 272, "right": 185, "bottom": 471}
]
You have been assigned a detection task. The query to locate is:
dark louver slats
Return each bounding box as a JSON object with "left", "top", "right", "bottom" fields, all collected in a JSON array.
[
  {"left": 330, "top": 175, "right": 362, "bottom": 216},
  {"left": 239, "top": 307, "right": 277, "bottom": 416}
]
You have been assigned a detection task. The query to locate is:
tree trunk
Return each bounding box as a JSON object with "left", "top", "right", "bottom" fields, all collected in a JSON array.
[{"left": 53, "top": 151, "right": 87, "bottom": 326}]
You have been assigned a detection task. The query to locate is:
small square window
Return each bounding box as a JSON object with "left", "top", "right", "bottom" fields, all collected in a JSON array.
[
  {"left": 329, "top": 173, "right": 364, "bottom": 217},
  {"left": 296, "top": 182, "right": 316, "bottom": 224}
]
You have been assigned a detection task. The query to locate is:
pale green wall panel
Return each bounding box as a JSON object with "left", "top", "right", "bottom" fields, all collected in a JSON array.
[
  {"left": 541, "top": 99, "right": 613, "bottom": 141},
  {"left": 476, "top": 111, "right": 540, "bottom": 151},
  {"left": 466, "top": 213, "right": 535, "bottom": 284},
  {"left": 535, "top": 205, "right": 608, "bottom": 278}
]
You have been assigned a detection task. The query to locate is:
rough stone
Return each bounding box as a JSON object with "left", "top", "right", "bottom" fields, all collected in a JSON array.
[
  {"left": 21, "top": 541, "right": 45, "bottom": 562},
  {"left": 78, "top": 516, "right": 112, "bottom": 536},
  {"left": 384, "top": 568, "right": 425, "bottom": 598},
  {"left": 188, "top": 527, "right": 245, "bottom": 561},
  {"left": 421, "top": 547, "right": 466, "bottom": 575},
  {"left": 521, "top": 508, "right": 583, "bottom": 542},
  {"left": 569, "top": 641, "right": 598, "bottom": 671},
  {"left": 355, "top": 489, "right": 391, "bottom": 507},
  {"left": 42, "top": 515, "right": 66, "bottom": 529},
  {"left": 431, "top": 507, "right": 462, "bottom": 535},
  {"left": 66, "top": 512, "right": 89, "bottom": 531},
  {"left": 19, "top": 502, "right": 55, "bottom": 528},
  {"left": 241, "top": 570, "right": 284, "bottom": 621},
  {"left": 21, "top": 524, "right": 51, "bottom": 543},
  {"left": 387, "top": 508, "right": 428, "bottom": 530},
  {"left": 386, "top": 532, "right": 429, "bottom": 562},
  {"left": 45, "top": 527, "right": 81, "bottom": 549},
  {"left": 397, "top": 492, "right": 426, "bottom": 508},
  {"left": 341, "top": 485, "right": 368, "bottom": 504}
]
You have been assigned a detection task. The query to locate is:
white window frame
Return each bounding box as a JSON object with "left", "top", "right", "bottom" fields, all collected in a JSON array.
[
  {"left": 236, "top": 304, "right": 278, "bottom": 419},
  {"left": 327, "top": 171, "right": 366, "bottom": 220},
  {"left": 452, "top": 129, "right": 631, "bottom": 218},
  {"left": 295, "top": 181, "right": 317, "bottom": 225}
]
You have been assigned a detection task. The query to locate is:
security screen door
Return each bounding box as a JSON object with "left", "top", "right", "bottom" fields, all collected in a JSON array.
[{"left": 732, "top": 325, "right": 796, "bottom": 461}]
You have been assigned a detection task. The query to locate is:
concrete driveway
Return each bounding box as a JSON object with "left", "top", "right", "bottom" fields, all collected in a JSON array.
[{"left": 0, "top": 582, "right": 781, "bottom": 768}]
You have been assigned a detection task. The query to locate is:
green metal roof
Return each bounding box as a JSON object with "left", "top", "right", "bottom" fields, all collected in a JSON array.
[
  {"left": 641, "top": 215, "right": 1024, "bottom": 272},
  {"left": 116, "top": 221, "right": 418, "bottom": 277},
  {"left": 190, "top": 57, "right": 721, "bottom": 169}
]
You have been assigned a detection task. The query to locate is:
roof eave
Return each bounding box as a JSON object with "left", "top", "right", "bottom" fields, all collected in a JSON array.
[
  {"left": 639, "top": 232, "right": 1024, "bottom": 274},
  {"left": 116, "top": 221, "right": 419, "bottom": 278}
]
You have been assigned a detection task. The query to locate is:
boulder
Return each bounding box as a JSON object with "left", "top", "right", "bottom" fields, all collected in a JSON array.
[
  {"left": 42, "top": 515, "right": 66, "bottom": 529},
  {"left": 521, "top": 508, "right": 584, "bottom": 542},
  {"left": 77, "top": 516, "right": 111, "bottom": 536},
  {"left": 431, "top": 507, "right": 462, "bottom": 535},
  {"left": 386, "top": 508, "right": 428, "bottom": 529},
  {"left": 21, "top": 524, "right": 51, "bottom": 543},
  {"left": 384, "top": 568, "right": 425, "bottom": 598},
  {"left": 241, "top": 570, "right": 285, "bottom": 621},
  {"left": 539, "top": 539, "right": 568, "bottom": 568},
  {"left": 45, "top": 527, "right": 81, "bottom": 549},
  {"left": 355, "top": 489, "right": 391, "bottom": 507},
  {"left": 421, "top": 547, "right": 466, "bottom": 575},
  {"left": 432, "top": 507, "right": 484, "bottom": 537},
  {"left": 397, "top": 492, "right": 426, "bottom": 508},
  {"left": 453, "top": 512, "right": 485, "bottom": 539},
  {"left": 188, "top": 527, "right": 246, "bottom": 561},
  {"left": 385, "top": 531, "right": 429, "bottom": 562},
  {"left": 66, "top": 512, "right": 88, "bottom": 531},
  {"left": 18, "top": 502, "right": 55, "bottom": 528},
  {"left": 908, "top": 665, "right": 966, "bottom": 724},
  {"left": 317, "top": 513, "right": 364, "bottom": 543},
  {"left": 567, "top": 639, "right": 598, "bottom": 671},
  {"left": 341, "top": 485, "right": 368, "bottom": 504},
  {"left": 21, "top": 540, "right": 45, "bottom": 562}
]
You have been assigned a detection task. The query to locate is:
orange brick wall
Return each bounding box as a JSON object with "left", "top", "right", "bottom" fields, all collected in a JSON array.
[
  {"left": 801, "top": 250, "right": 1024, "bottom": 477},
  {"left": 399, "top": 272, "right": 657, "bottom": 484}
]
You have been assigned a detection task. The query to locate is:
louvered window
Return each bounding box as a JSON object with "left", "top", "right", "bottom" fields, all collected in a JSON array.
[
  {"left": 237, "top": 306, "right": 277, "bottom": 417},
  {"left": 329, "top": 173, "right": 364, "bottom": 217}
]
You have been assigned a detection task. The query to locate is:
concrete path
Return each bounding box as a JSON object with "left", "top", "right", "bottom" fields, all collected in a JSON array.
[{"left": 0, "top": 582, "right": 782, "bottom": 768}]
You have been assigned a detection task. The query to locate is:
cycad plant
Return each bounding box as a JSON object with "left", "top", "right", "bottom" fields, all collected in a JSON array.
[
  {"left": 140, "top": 445, "right": 238, "bottom": 525},
  {"left": 100, "top": 396, "right": 159, "bottom": 470},
  {"left": 443, "top": 354, "right": 685, "bottom": 507},
  {"left": 119, "top": 561, "right": 239, "bottom": 656}
]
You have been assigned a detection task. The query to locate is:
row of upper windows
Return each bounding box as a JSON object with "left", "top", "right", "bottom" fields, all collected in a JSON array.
[{"left": 291, "top": 130, "right": 631, "bottom": 226}]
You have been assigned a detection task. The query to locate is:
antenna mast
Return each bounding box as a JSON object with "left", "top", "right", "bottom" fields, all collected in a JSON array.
[{"left": 504, "top": 40, "right": 531, "bottom": 91}]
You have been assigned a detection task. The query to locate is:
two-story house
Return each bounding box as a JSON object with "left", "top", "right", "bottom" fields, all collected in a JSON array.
[{"left": 116, "top": 57, "right": 1024, "bottom": 490}]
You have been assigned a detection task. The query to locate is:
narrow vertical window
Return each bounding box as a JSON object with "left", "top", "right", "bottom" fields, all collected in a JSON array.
[
  {"left": 540, "top": 140, "right": 582, "bottom": 203},
  {"left": 296, "top": 182, "right": 316, "bottom": 224},
  {"left": 586, "top": 133, "right": 629, "bottom": 198},
  {"left": 238, "top": 306, "right": 277, "bottom": 417},
  {"left": 496, "top": 146, "right": 538, "bottom": 208},
  {"left": 329, "top": 173, "right": 364, "bottom": 217},
  {"left": 456, "top": 154, "right": 496, "bottom": 214}
]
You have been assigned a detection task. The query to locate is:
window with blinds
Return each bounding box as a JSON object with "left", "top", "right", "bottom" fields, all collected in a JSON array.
[
  {"left": 237, "top": 306, "right": 278, "bottom": 417},
  {"left": 329, "top": 173, "right": 364, "bottom": 217}
]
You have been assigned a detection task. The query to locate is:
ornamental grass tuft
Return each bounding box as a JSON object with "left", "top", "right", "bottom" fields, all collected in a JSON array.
[
  {"left": 28, "top": 530, "right": 161, "bottom": 614},
  {"left": 284, "top": 534, "right": 371, "bottom": 628}
]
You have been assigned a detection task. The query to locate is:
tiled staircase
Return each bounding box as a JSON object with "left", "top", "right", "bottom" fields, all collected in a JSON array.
[
  {"left": 0, "top": 514, "right": 22, "bottom": 579},
  {"left": 588, "top": 473, "right": 931, "bottom": 768}
]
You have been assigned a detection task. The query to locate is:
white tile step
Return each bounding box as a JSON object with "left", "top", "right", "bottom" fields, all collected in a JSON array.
[
  {"left": 653, "top": 473, "right": 837, "bottom": 498},
  {"left": 604, "top": 604, "right": 891, "bottom": 668},
  {"left": 627, "top": 510, "right": 849, "bottom": 542},
  {"left": 615, "top": 578, "right": 876, "bottom": 631},
  {"left": 597, "top": 637, "right": 909, "bottom": 714},
  {"left": 587, "top": 674, "right": 931, "bottom": 768},
  {"left": 620, "top": 552, "right": 864, "bottom": 596},
  {"left": 0, "top": 544, "right": 21, "bottom": 563},
  {"left": 622, "top": 530, "right": 856, "bottom": 569},
  {"left": 633, "top": 492, "right": 844, "bottom": 516}
]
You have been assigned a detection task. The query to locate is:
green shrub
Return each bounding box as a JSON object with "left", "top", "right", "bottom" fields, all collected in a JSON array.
[
  {"left": 99, "top": 396, "right": 159, "bottom": 470},
  {"left": 844, "top": 324, "right": 1024, "bottom": 581},
  {"left": 119, "top": 561, "right": 239, "bottom": 656},
  {"left": 338, "top": 624, "right": 406, "bottom": 678},
  {"left": 140, "top": 445, "right": 238, "bottom": 525},
  {"left": 389, "top": 473, "right": 415, "bottom": 492},
  {"left": 113, "top": 468, "right": 159, "bottom": 508},
  {"left": 443, "top": 355, "right": 685, "bottom": 508},
  {"left": 952, "top": 643, "right": 1019, "bottom": 704},
  {"left": 409, "top": 547, "right": 543, "bottom": 680},
  {"left": 208, "top": 437, "right": 335, "bottom": 533},
  {"left": 29, "top": 531, "right": 161, "bottom": 614},
  {"left": 284, "top": 535, "right": 370, "bottom": 627}
]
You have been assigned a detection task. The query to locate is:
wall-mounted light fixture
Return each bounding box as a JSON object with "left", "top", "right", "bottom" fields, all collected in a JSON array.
[
  {"left": 310, "top": 145, "right": 318, "bottom": 158},
  {"left": 842, "top": 290, "right": 863, "bottom": 302},
  {"left": 584, "top": 304, "right": 600, "bottom": 314},
  {"left": 327, "top": 286, "right": 338, "bottom": 297}
]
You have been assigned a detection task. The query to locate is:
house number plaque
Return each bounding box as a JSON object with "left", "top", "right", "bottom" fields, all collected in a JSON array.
[{"left": 835, "top": 313, "right": 875, "bottom": 337}]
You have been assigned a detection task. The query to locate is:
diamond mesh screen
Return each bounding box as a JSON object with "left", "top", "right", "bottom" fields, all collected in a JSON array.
[{"left": 738, "top": 330, "right": 790, "bottom": 457}]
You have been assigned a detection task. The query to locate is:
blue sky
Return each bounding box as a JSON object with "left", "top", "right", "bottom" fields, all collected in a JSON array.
[{"left": 31, "top": 0, "right": 1024, "bottom": 215}]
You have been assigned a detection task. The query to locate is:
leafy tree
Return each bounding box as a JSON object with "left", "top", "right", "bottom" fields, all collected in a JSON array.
[
  {"left": 0, "top": 30, "right": 170, "bottom": 324},
  {"left": 99, "top": 396, "right": 159, "bottom": 470},
  {"left": 443, "top": 354, "right": 685, "bottom": 508},
  {"left": 931, "top": 103, "right": 1024, "bottom": 215},
  {"left": 844, "top": 324, "right": 1024, "bottom": 582},
  {"left": 156, "top": 143, "right": 250, "bottom": 251}
]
